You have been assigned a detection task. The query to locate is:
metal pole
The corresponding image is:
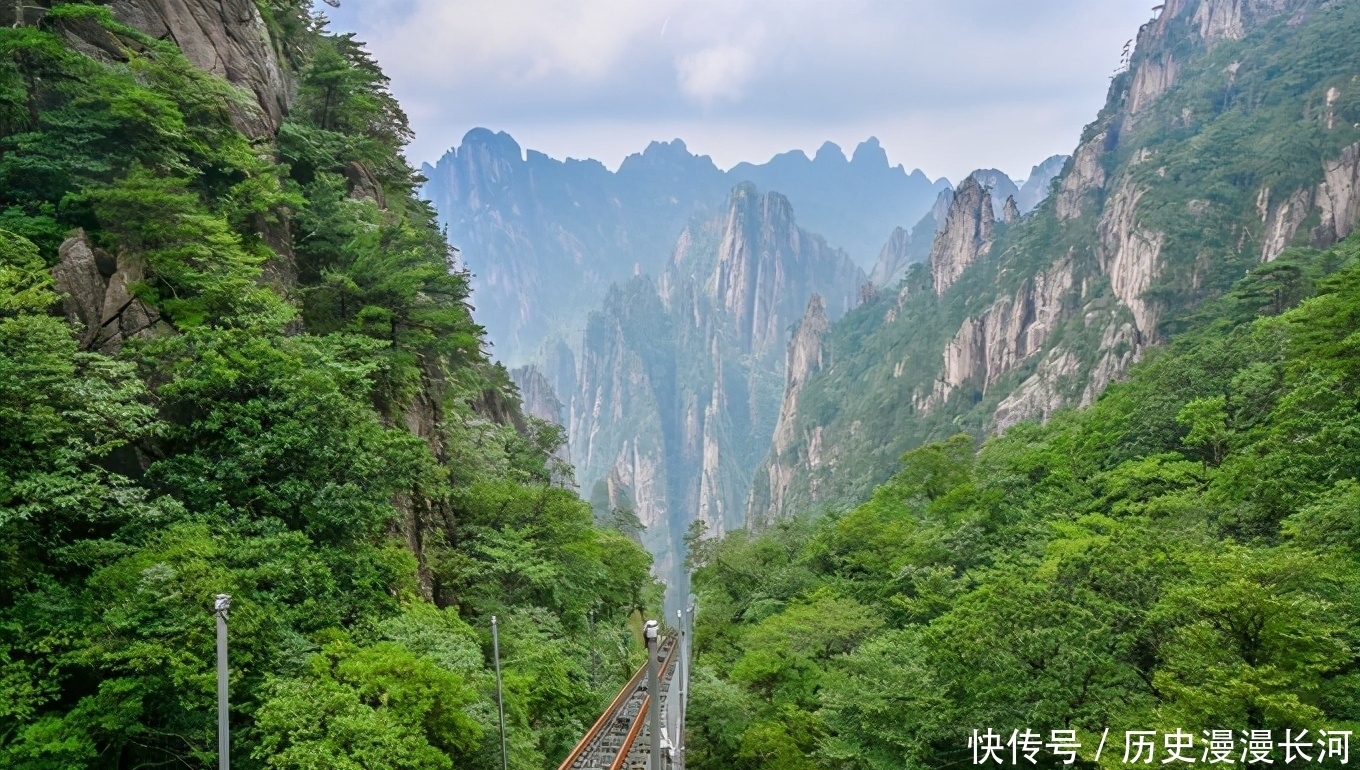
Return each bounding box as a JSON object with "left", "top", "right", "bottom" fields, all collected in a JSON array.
[
  {"left": 492, "top": 616, "right": 508, "bottom": 770},
  {"left": 645, "top": 620, "right": 661, "bottom": 770},
  {"left": 215, "top": 594, "right": 231, "bottom": 770},
  {"left": 681, "top": 603, "right": 693, "bottom": 762},
  {"left": 676, "top": 609, "right": 685, "bottom": 770}
]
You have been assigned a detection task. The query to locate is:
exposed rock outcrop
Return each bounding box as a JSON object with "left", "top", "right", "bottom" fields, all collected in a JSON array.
[
  {"left": 969, "top": 169, "right": 1021, "bottom": 215},
  {"left": 919, "top": 257, "right": 1076, "bottom": 413},
  {"left": 1098, "top": 175, "right": 1163, "bottom": 340},
  {"left": 1192, "top": 0, "right": 1308, "bottom": 46},
  {"left": 111, "top": 0, "right": 294, "bottom": 138},
  {"left": 1128, "top": 51, "right": 1179, "bottom": 116},
  {"left": 1318, "top": 141, "right": 1360, "bottom": 243},
  {"left": 748, "top": 295, "right": 830, "bottom": 528},
  {"left": 1002, "top": 195, "right": 1020, "bottom": 224},
  {"left": 510, "top": 365, "right": 565, "bottom": 426},
  {"left": 11, "top": 1, "right": 294, "bottom": 138},
  {"left": 1259, "top": 187, "right": 1312, "bottom": 262},
  {"left": 928, "top": 175, "right": 994, "bottom": 295},
  {"left": 51, "top": 231, "right": 158, "bottom": 353},
  {"left": 992, "top": 348, "right": 1082, "bottom": 432},
  {"left": 1056, "top": 133, "right": 1108, "bottom": 220},
  {"left": 869, "top": 226, "right": 912, "bottom": 288},
  {"left": 1081, "top": 318, "right": 1142, "bottom": 406},
  {"left": 704, "top": 183, "right": 864, "bottom": 359},
  {"left": 1016, "top": 155, "right": 1069, "bottom": 214}
]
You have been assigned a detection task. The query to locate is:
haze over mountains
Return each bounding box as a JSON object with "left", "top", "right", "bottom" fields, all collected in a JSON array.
[
  {"left": 420, "top": 131, "right": 971, "bottom": 364},
  {"left": 419, "top": 128, "right": 1069, "bottom": 609},
  {"left": 421, "top": 0, "right": 1360, "bottom": 614}
]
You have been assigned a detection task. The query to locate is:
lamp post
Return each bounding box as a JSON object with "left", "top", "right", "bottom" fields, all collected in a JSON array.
[
  {"left": 644, "top": 620, "right": 661, "bottom": 770},
  {"left": 215, "top": 594, "right": 231, "bottom": 770},
  {"left": 492, "top": 616, "right": 508, "bottom": 770}
]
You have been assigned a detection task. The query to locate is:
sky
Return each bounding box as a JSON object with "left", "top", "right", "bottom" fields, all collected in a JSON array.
[{"left": 316, "top": 0, "right": 1156, "bottom": 183}]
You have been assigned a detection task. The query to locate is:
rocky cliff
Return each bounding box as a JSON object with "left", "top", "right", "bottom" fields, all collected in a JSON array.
[
  {"left": 868, "top": 226, "right": 912, "bottom": 288},
  {"left": 3, "top": 0, "right": 294, "bottom": 138},
  {"left": 746, "top": 295, "right": 830, "bottom": 528},
  {"left": 558, "top": 185, "right": 863, "bottom": 610},
  {"left": 928, "top": 175, "right": 995, "bottom": 296},
  {"left": 706, "top": 184, "right": 863, "bottom": 359},
  {"left": 747, "top": 0, "right": 1360, "bottom": 524},
  {"left": 1015, "top": 154, "right": 1069, "bottom": 213},
  {"left": 421, "top": 132, "right": 945, "bottom": 364},
  {"left": 868, "top": 163, "right": 1062, "bottom": 291}
]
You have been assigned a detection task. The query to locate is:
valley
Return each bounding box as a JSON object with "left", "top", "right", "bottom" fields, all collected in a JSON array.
[{"left": 3, "top": 0, "right": 1360, "bottom": 767}]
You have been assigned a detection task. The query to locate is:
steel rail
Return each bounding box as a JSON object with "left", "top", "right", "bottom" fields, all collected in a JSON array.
[
  {"left": 608, "top": 694, "right": 650, "bottom": 770},
  {"left": 557, "top": 635, "right": 677, "bottom": 770}
]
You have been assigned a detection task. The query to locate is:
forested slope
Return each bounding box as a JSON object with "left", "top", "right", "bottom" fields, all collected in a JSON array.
[
  {"left": 0, "top": 2, "right": 655, "bottom": 768},
  {"left": 748, "top": 0, "right": 1360, "bottom": 524},
  {"left": 689, "top": 235, "right": 1360, "bottom": 770}
]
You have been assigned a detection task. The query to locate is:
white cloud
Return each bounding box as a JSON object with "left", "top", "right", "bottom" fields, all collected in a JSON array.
[
  {"left": 676, "top": 44, "right": 757, "bottom": 106},
  {"left": 315, "top": 0, "right": 1156, "bottom": 181}
]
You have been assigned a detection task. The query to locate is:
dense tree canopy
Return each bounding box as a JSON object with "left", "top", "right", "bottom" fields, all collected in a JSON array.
[
  {"left": 0, "top": 3, "right": 657, "bottom": 769},
  {"left": 690, "top": 239, "right": 1360, "bottom": 770}
]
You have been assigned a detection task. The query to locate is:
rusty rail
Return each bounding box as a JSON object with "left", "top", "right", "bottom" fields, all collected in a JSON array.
[{"left": 556, "top": 635, "right": 678, "bottom": 770}]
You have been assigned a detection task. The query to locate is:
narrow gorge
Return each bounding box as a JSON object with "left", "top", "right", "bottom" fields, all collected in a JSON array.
[{"left": 525, "top": 185, "right": 864, "bottom": 610}]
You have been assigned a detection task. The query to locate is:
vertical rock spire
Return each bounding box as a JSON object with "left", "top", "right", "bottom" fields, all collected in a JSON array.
[{"left": 928, "top": 175, "right": 995, "bottom": 295}]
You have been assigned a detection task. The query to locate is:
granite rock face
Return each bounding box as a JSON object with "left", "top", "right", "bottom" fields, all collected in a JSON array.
[
  {"left": 1002, "top": 195, "right": 1020, "bottom": 224},
  {"left": 868, "top": 226, "right": 912, "bottom": 288},
  {"left": 9, "top": 0, "right": 294, "bottom": 138},
  {"left": 1319, "top": 141, "right": 1360, "bottom": 243},
  {"left": 708, "top": 184, "right": 863, "bottom": 358},
  {"left": 555, "top": 185, "right": 862, "bottom": 611},
  {"left": 112, "top": 0, "right": 294, "bottom": 137},
  {"left": 746, "top": 0, "right": 1354, "bottom": 526},
  {"left": 928, "top": 175, "right": 994, "bottom": 296},
  {"left": 747, "top": 295, "right": 829, "bottom": 529},
  {"left": 916, "top": 257, "right": 1076, "bottom": 415},
  {"left": 1016, "top": 155, "right": 1069, "bottom": 214},
  {"left": 51, "top": 231, "right": 159, "bottom": 353}
]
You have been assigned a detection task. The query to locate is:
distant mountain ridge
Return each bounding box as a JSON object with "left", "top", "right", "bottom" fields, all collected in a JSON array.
[{"left": 420, "top": 130, "right": 948, "bottom": 363}]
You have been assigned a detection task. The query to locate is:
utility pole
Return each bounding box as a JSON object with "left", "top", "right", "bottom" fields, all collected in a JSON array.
[
  {"left": 215, "top": 594, "right": 231, "bottom": 770},
  {"left": 491, "top": 616, "right": 508, "bottom": 770},
  {"left": 644, "top": 619, "right": 661, "bottom": 770}
]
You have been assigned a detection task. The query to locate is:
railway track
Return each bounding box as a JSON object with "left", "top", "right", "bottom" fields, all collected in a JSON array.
[{"left": 557, "top": 635, "right": 679, "bottom": 770}]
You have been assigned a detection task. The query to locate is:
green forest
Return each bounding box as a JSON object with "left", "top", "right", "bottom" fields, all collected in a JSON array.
[
  {"left": 6, "top": 1, "right": 1360, "bottom": 769},
  {"left": 687, "top": 238, "right": 1360, "bottom": 769},
  {"left": 0, "top": 2, "right": 655, "bottom": 768}
]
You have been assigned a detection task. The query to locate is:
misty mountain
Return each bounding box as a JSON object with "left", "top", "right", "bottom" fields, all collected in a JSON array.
[{"left": 420, "top": 130, "right": 946, "bottom": 363}]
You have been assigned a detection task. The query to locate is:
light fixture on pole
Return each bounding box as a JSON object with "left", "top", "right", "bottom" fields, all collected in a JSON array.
[
  {"left": 492, "top": 616, "right": 508, "bottom": 770},
  {"left": 215, "top": 594, "right": 231, "bottom": 770}
]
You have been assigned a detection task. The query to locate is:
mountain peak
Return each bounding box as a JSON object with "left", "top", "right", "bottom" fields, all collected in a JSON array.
[
  {"left": 459, "top": 127, "right": 523, "bottom": 160},
  {"left": 643, "top": 138, "right": 690, "bottom": 158},
  {"left": 618, "top": 137, "right": 719, "bottom": 176},
  {"left": 814, "top": 141, "right": 847, "bottom": 164},
  {"left": 851, "top": 137, "right": 889, "bottom": 167}
]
